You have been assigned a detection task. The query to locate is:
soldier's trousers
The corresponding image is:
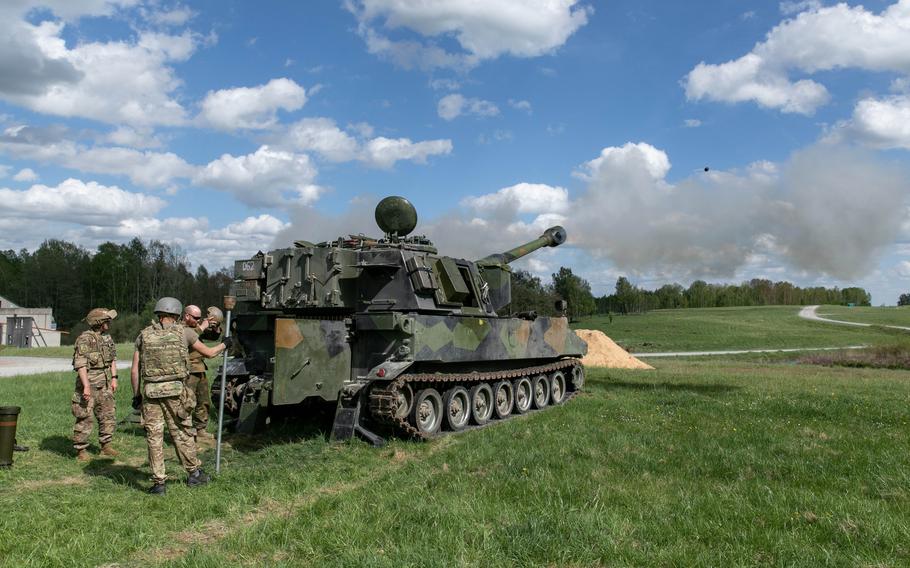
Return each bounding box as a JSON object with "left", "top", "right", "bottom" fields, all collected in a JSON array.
[
  {"left": 72, "top": 379, "right": 115, "bottom": 450},
  {"left": 185, "top": 372, "right": 211, "bottom": 434},
  {"left": 142, "top": 388, "right": 201, "bottom": 483}
]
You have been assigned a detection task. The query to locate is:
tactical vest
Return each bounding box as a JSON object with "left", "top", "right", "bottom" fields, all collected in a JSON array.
[
  {"left": 77, "top": 330, "right": 115, "bottom": 370},
  {"left": 139, "top": 322, "right": 189, "bottom": 383}
]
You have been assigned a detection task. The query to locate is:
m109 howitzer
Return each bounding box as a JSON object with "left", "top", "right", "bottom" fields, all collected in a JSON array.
[{"left": 220, "top": 196, "right": 587, "bottom": 443}]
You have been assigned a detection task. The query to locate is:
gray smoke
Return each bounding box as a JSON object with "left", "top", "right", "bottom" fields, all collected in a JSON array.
[{"left": 272, "top": 142, "right": 909, "bottom": 283}]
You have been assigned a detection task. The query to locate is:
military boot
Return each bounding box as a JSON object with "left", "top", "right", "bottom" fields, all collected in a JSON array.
[
  {"left": 187, "top": 468, "right": 210, "bottom": 487},
  {"left": 100, "top": 444, "right": 119, "bottom": 457},
  {"left": 148, "top": 482, "right": 167, "bottom": 495},
  {"left": 76, "top": 449, "right": 91, "bottom": 462}
]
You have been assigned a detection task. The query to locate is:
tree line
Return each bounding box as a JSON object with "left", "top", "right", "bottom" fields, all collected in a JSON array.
[
  {"left": 511, "top": 270, "right": 872, "bottom": 321},
  {"left": 0, "top": 238, "right": 231, "bottom": 343}
]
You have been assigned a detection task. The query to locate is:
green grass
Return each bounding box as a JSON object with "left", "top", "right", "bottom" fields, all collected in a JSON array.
[
  {"left": 575, "top": 305, "right": 909, "bottom": 353},
  {"left": 0, "top": 343, "right": 135, "bottom": 359},
  {"left": 2, "top": 360, "right": 909, "bottom": 567},
  {"left": 817, "top": 305, "right": 910, "bottom": 327}
]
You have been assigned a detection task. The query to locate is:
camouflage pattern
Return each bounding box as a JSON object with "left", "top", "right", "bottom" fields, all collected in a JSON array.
[
  {"left": 139, "top": 321, "right": 189, "bottom": 382},
  {"left": 220, "top": 196, "right": 587, "bottom": 435},
  {"left": 72, "top": 329, "right": 117, "bottom": 450},
  {"left": 185, "top": 371, "right": 210, "bottom": 434},
  {"left": 141, "top": 387, "right": 200, "bottom": 483}
]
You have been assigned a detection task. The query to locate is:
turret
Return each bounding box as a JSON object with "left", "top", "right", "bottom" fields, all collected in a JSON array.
[
  {"left": 479, "top": 226, "right": 567, "bottom": 265},
  {"left": 476, "top": 226, "right": 568, "bottom": 314}
]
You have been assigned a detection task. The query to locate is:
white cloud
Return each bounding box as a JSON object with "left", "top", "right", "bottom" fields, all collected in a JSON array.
[
  {"left": 142, "top": 4, "right": 195, "bottom": 26},
  {"left": 2, "top": 21, "right": 199, "bottom": 126},
  {"left": 897, "top": 260, "right": 910, "bottom": 278},
  {"left": 362, "top": 137, "right": 453, "bottom": 169},
  {"left": 12, "top": 168, "right": 37, "bottom": 181},
  {"left": 429, "top": 78, "right": 461, "bottom": 91},
  {"left": 104, "top": 126, "right": 163, "bottom": 149},
  {"left": 464, "top": 183, "right": 570, "bottom": 215},
  {"left": 193, "top": 145, "right": 322, "bottom": 207},
  {"left": 684, "top": 118, "right": 702, "bottom": 128},
  {"left": 575, "top": 142, "right": 672, "bottom": 183},
  {"left": 0, "top": 124, "right": 195, "bottom": 188},
  {"left": 282, "top": 118, "right": 360, "bottom": 162},
  {"left": 779, "top": 1, "right": 821, "bottom": 15},
  {"left": 278, "top": 117, "right": 453, "bottom": 168},
  {"left": 437, "top": 93, "right": 499, "bottom": 120},
  {"left": 685, "top": 1, "right": 910, "bottom": 114},
  {"left": 348, "top": 0, "right": 591, "bottom": 70},
  {"left": 508, "top": 99, "right": 532, "bottom": 113},
  {"left": 849, "top": 95, "right": 910, "bottom": 149},
  {"left": 0, "top": 178, "right": 165, "bottom": 225},
  {"left": 199, "top": 78, "right": 307, "bottom": 131}
]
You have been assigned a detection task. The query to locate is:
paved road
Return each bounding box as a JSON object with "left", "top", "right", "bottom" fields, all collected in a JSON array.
[
  {"left": 0, "top": 357, "right": 131, "bottom": 378},
  {"left": 799, "top": 305, "right": 910, "bottom": 331},
  {"left": 637, "top": 346, "right": 867, "bottom": 358}
]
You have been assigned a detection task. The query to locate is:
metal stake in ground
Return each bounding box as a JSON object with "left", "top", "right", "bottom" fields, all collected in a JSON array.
[{"left": 215, "top": 295, "right": 235, "bottom": 474}]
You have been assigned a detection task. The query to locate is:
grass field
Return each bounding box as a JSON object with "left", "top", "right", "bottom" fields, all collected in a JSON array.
[
  {"left": 2, "top": 356, "right": 909, "bottom": 567},
  {"left": 0, "top": 343, "right": 135, "bottom": 359},
  {"left": 575, "top": 305, "right": 910, "bottom": 353},
  {"left": 817, "top": 305, "right": 910, "bottom": 328},
  {"left": 2, "top": 306, "right": 909, "bottom": 566}
]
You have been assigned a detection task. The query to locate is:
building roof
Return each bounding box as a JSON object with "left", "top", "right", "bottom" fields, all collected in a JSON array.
[{"left": 0, "top": 294, "right": 20, "bottom": 309}]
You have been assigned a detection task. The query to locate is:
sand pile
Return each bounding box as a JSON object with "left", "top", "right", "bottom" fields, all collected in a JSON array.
[{"left": 575, "top": 329, "right": 653, "bottom": 369}]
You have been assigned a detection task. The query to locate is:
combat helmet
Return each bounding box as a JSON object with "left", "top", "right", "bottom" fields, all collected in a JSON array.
[
  {"left": 153, "top": 297, "right": 183, "bottom": 316},
  {"left": 206, "top": 306, "right": 224, "bottom": 323},
  {"left": 84, "top": 308, "right": 117, "bottom": 327}
]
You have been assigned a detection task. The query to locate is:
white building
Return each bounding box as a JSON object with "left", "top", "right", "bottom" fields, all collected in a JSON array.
[{"left": 0, "top": 294, "right": 63, "bottom": 348}]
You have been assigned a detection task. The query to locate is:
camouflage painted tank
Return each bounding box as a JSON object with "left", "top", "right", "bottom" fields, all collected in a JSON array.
[{"left": 221, "top": 196, "right": 587, "bottom": 443}]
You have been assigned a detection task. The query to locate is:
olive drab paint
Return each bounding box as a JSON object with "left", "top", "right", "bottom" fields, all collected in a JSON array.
[{"left": 219, "top": 196, "right": 587, "bottom": 439}]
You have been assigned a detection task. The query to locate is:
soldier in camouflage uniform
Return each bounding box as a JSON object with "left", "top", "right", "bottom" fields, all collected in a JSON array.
[
  {"left": 72, "top": 308, "right": 119, "bottom": 461},
  {"left": 130, "top": 297, "right": 232, "bottom": 495},
  {"left": 182, "top": 305, "right": 224, "bottom": 443}
]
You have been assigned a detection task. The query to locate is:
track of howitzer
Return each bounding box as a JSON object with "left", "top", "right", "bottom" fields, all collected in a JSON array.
[{"left": 369, "top": 358, "right": 584, "bottom": 440}]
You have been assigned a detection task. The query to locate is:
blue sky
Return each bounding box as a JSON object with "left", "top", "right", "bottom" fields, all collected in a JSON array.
[{"left": 1, "top": 0, "right": 909, "bottom": 304}]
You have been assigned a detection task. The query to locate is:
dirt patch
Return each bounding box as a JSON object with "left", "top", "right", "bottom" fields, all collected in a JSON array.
[{"left": 575, "top": 329, "right": 653, "bottom": 370}]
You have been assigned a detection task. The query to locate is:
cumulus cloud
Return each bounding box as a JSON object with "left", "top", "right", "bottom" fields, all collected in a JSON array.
[
  {"left": 0, "top": 125, "right": 195, "bottom": 188},
  {"left": 199, "top": 78, "right": 307, "bottom": 130},
  {"left": 362, "top": 137, "right": 453, "bottom": 169},
  {"left": 277, "top": 117, "right": 453, "bottom": 168},
  {"left": 12, "top": 168, "right": 38, "bottom": 181},
  {"left": 2, "top": 20, "right": 199, "bottom": 126},
  {"left": 463, "top": 183, "right": 569, "bottom": 217},
  {"left": 508, "top": 99, "right": 532, "bottom": 114},
  {"left": 0, "top": 178, "right": 165, "bottom": 225},
  {"left": 437, "top": 93, "right": 499, "bottom": 120},
  {"left": 193, "top": 145, "right": 322, "bottom": 207},
  {"left": 685, "top": 1, "right": 910, "bottom": 114},
  {"left": 847, "top": 95, "right": 910, "bottom": 149},
  {"left": 347, "top": 0, "right": 591, "bottom": 70}
]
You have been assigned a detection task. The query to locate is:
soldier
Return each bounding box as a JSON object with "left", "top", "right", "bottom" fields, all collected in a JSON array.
[
  {"left": 72, "top": 308, "right": 119, "bottom": 461},
  {"left": 182, "top": 305, "right": 224, "bottom": 443},
  {"left": 130, "top": 297, "right": 232, "bottom": 495}
]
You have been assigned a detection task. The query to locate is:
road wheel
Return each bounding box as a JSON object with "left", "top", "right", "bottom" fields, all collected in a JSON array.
[
  {"left": 409, "top": 388, "right": 442, "bottom": 435},
  {"left": 443, "top": 386, "right": 471, "bottom": 431},
  {"left": 571, "top": 364, "right": 585, "bottom": 391},
  {"left": 512, "top": 377, "right": 532, "bottom": 414},
  {"left": 492, "top": 380, "right": 514, "bottom": 419},
  {"left": 469, "top": 383, "right": 494, "bottom": 425},
  {"left": 394, "top": 383, "right": 414, "bottom": 419},
  {"left": 532, "top": 374, "right": 550, "bottom": 409},
  {"left": 550, "top": 371, "right": 567, "bottom": 405}
]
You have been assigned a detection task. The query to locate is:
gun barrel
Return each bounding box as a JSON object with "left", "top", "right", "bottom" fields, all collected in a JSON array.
[{"left": 480, "top": 226, "right": 567, "bottom": 264}]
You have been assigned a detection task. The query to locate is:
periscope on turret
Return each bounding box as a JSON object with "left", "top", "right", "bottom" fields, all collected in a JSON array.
[{"left": 219, "top": 196, "right": 587, "bottom": 443}]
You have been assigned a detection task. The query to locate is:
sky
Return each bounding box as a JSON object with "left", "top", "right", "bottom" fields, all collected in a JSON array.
[{"left": 1, "top": 0, "right": 909, "bottom": 305}]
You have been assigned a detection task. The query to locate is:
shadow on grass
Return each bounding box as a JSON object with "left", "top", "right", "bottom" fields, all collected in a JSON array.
[
  {"left": 40, "top": 435, "right": 78, "bottom": 457},
  {"left": 606, "top": 381, "right": 740, "bottom": 395},
  {"left": 220, "top": 400, "right": 336, "bottom": 454},
  {"left": 82, "top": 458, "right": 148, "bottom": 490}
]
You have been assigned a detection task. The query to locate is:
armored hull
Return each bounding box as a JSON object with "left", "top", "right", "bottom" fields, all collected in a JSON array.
[{"left": 220, "top": 197, "right": 587, "bottom": 442}]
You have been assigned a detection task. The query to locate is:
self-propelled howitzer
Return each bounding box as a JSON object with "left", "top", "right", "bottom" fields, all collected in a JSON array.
[{"left": 220, "top": 196, "right": 587, "bottom": 443}]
